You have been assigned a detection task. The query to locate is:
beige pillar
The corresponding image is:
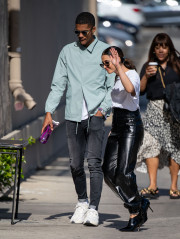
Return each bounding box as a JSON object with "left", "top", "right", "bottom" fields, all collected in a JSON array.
[
  {"left": 89, "top": 0, "right": 98, "bottom": 28},
  {"left": 88, "top": 0, "right": 97, "bottom": 15},
  {"left": 83, "top": 0, "right": 98, "bottom": 33},
  {"left": 9, "top": 52, "right": 36, "bottom": 110},
  {"left": 8, "top": 0, "right": 36, "bottom": 110}
]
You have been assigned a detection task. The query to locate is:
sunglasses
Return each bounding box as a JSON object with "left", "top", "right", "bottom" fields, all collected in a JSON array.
[
  {"left": 74, "top": 29, "right": 92, "bottom": 36},
  {"left": 100, "top": 61, "right": 110, "bottom": 68}
]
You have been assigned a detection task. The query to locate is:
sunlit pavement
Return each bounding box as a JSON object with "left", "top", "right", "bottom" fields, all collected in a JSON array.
[
  {"left": 0, "top": 27, "right": 180, "bottom": 239},
  {"left": 1, "top": 137, "right": 179, "bottom": 239}
]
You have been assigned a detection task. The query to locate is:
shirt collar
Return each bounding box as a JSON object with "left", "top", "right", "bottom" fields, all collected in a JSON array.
[
  {"left": 86, "top": 36, "right": 98, "bottom": 53},
  {"left": 74, "top": 36, "right": 98, "bottom": 53}
]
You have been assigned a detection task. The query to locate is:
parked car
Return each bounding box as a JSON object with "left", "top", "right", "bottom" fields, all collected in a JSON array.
[
  {"left": 97, "top": 0, "right": 145, "bottom": 26},
  {"left": 98, "top": 23, "right": 136, "bottom": 48},
  {"left": 142, "top": 0, "right": 180, "bottom": 27},
  {"left": 98, "top": 16, "right": 140, "bottom": 39}
]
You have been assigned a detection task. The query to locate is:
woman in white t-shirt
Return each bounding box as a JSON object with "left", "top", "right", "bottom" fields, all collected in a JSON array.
[{"left": 101, "top": 47, "right": 151, "bottom": 232}]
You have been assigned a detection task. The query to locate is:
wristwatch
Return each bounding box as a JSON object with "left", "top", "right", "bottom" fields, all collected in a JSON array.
[{"left": 98, "top": 108, "right": 106, "bottom": 117}]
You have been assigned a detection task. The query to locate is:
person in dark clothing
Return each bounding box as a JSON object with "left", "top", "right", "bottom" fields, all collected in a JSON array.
[
  {"left": 101, "top": 46, "right": 151, "bottom": 232},
  {"left": 137, "top": 33, "right": 180, "bottom": 199}
]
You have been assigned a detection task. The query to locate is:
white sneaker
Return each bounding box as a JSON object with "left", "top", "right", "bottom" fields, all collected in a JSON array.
[
  {"left": 70, "top": 202, "right": 89, "bottom": 224},
  {"left": 83, "top": 208, "right": 99, "bottom": 226}
]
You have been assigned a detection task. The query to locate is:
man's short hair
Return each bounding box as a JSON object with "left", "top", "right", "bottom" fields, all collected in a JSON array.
[{"left": 75, "top": 12, "right": 95, "bottom": 27}]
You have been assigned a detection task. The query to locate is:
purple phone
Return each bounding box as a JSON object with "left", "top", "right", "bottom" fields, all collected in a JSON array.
[{"left": 39, "top": 120, "right": 59, "bottom": 144}]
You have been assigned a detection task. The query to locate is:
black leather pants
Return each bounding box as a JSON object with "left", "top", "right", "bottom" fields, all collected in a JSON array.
[{"left": 103, "top": 108, "right": 144, "bottom": 214}]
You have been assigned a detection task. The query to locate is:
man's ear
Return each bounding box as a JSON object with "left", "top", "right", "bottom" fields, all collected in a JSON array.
[{"left": 92, "top": 26, "right": 96, "bottom": 34}]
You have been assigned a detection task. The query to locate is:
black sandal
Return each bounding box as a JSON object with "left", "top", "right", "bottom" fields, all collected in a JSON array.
[{"left": 140, "top": 187, "right": 159, "bottom": 199}]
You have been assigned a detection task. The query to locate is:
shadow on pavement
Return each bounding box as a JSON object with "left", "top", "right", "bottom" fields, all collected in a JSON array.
[
  {"left": 0, "top": 208, "right": 31, "bottom": 221},
  {"left": 45, "top": 212, "right": 72, "bottom": 220}
]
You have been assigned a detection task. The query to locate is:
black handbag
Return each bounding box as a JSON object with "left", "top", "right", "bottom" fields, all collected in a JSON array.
[{"left": 159, "top": 67, "right": 180, "bottom": 123}]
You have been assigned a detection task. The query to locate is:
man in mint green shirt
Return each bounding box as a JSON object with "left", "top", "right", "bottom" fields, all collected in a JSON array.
[{"left": 42, "top": 12, "right": 114, "bottom": 226}]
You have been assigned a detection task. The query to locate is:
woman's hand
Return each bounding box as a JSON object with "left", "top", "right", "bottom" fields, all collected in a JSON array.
[
  {"left": 141, "top": 65, "right": 157, "bottom": 92},
  {"left": 110, "top": 48, "right": 121, "bottom": 68},
  {"left": 110, "top": 47, "right": 135, "bottom": 94},
  {"left": 145, "top": 66, "right": 157, "bottom": 78}
]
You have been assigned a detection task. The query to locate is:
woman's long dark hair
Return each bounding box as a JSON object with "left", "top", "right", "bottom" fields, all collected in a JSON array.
[
  {"left": 148, "top": 33, "right": 180, "bottom": 74},
  {"left": 102, "top": 46, "right": 136, "bottom": 70}
]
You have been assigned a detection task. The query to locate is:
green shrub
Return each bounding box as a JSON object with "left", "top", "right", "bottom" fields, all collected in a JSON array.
[{"left": 0, "top": 137, "right": 36, "bottom": 192}]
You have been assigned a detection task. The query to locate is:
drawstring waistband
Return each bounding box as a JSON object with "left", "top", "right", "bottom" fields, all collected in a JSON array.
[
  {"left": 75, "top": 117, "right": 90, "bottom": 137},
  {"left": 76, "top": 122, "right": 78, "bottom": 135},
  {"left": 87, "top": 117, "right": 90, "bottom": 133}
]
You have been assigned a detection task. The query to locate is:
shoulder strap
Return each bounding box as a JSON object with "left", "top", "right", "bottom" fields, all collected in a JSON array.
[{"left": 158, "top": 67, "right": 166, "bottom": 88}]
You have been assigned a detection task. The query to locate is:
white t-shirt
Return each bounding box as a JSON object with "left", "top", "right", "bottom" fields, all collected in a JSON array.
[
  {"left": 111, "top": 69, "right": 140, "bottom": 111},
  {"left": 81, "top": 96, "right": 89, "bottom": 120}
]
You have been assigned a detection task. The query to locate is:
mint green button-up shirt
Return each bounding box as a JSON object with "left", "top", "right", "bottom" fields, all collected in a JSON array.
[{"left": 45, "top": 36, "right": 114, "bottom": 122}]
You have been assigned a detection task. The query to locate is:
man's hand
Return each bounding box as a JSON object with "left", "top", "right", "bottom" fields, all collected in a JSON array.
[
  {"left": 41, "top": 112, "right": 53, "bottom": 133},
  {"left": 95, "top": 110, "right": 104, "bottom": 117}
]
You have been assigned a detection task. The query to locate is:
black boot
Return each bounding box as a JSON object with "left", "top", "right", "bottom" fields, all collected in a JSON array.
[
  {"left": 124, "top": 200, "right": 141, "bottom": 214},
  {"left": 140, "top": 197, "right": 153, "bottom": 225},
  {"left": 120, "top": 200, "right": 142, "bottom": 232},
  {"left": 120, "top": 214, "right": 142, "bottom": 232}
]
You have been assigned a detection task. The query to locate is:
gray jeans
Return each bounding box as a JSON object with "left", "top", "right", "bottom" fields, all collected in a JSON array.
[{"left": 66, "top": 116, "right": 105, "bottom": 210}]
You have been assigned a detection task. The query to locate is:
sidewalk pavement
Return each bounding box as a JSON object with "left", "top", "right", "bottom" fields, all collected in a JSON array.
[{"left": 0, "top": 119, "right": 180, "bottom": 239}]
